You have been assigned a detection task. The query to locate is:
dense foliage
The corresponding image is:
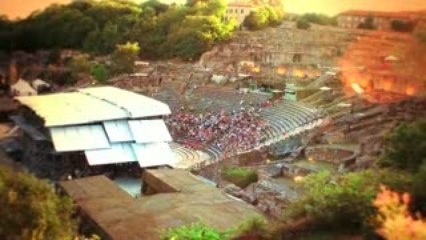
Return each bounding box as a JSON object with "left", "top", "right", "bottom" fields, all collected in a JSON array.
[
  {"left": 296, "top": 19, "right": 311, "bottom": 30},
  {"left": 0, "top": 166, "right": 76, "bottom": 240},
  {"left": 111, "top": 41, "right": 140, "bottom": 74},
  {"left": 161, "top": 222, "right": 231, "bottom": 240},
  {"left": 222, "top": 167, "right": 258, "bottom": 188},
  {"left": 243, "top": 6, "right": 284, "bottom": 30},
  {"left": 380, "top": 120, "right": 426, "bottom": 173},
  {"left": 379, "top": 120, "right": 426, "bottom": 215},
  {"left": 285, "top": 170, "right": 413, "bottom": 231},
  {"left": 0, "top": 0, "right": 235, "bottom": 60},
  {"left": 374, "top": 186, "right": 426, "bottom": 240},
  {"left": 295, "top": 13, "right": 337, "bottom": 26},
  {"left": 90, "top": 63, "right": 110, "bottom": 83},
  {"left": 235, "top": 217, "right": 278, "bottom": 240}
]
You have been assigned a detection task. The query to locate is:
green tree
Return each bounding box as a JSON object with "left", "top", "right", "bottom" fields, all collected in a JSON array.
[
  {"left": 412, "top": 162, "right": 426, "bottom": 215},
  {"left": 90, "top": 63, "right": 109, "bottom": 83},
  {"left": 244, "top": 9, "right": 270, "bottom": 30},
  {"left": 141, "top": 0, "right": 169, "bottom": 15},
  {"left": 111, "top": 41, "right": 140, "bottom": 74},
  {"left": 243, "top": 6, "right": 283, "bottom": 30},
  {"left": 69, "top": 54, "right": 91, "bottom": 74},
  {"left": 297, "top": 13, "right": 337, "bottom": 26},
  {"left": 296, "top": 19, "right": 311, "bottom": 30},
  {"left": 380, "top": 121, "right": 426, "bottom": 173},
  {"left": 0, "top": 166, "right": 76, "bottom": 240},
  {"left": 2, "top": 0, "right": 237, "bottom": 60},
  {"left": 285, "top": 170, "right": 413, "bottom": 231}
]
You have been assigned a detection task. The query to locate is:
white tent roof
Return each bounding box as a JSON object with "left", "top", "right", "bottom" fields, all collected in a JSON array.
[
  {"left": 84, "top": 142, "right": 176, "bottom": 167},
  {"left": 84, "top": 143, "right": 137, "bottom": 165},
  {"left": 16, "top": 86, "right": 171, "bottom": 127},
  {"left": 11, "top": 79, "right": 37, "bottom": 96},
  {"left": 49, "top": 125, "right": 110, "bottom": 152},
  {"left": 103, "top": 120, "right": 134, "bottom": 143},
  {"left": 132, "top": 142, "right": 176, "bottom": 167},
  {"left": 128, "top": 119, "right": 172, "bottom": 143},
  {"left": 17, "top": 86, "right": 175, "bottom": 168},
  {"left": 17, "top": 92, "right": 128, "bottom": 127},
  {"left": 78, "top": 86, "right": 171, "bottom": 118}
]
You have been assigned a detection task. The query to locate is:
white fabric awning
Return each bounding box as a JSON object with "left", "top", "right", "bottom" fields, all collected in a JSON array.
[
  {"left": 50, "top": 125, "right": 110, "bottom": 152},
  {"left": 132, "top": 142, "right": 176, "bottom": 167},
  {"left": 103, "top": 120, "right": 134, "bottom": 143},
  {"left": 128, "top": 119, "right": 173, "bottom": 143},
  {"left": 84, "top": 143, "right": 137, "bottom": 166}
]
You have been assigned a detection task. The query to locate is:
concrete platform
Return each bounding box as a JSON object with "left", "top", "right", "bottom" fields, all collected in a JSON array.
[{"left": 59, "top": 170, "right": 263, "bottom": 240}]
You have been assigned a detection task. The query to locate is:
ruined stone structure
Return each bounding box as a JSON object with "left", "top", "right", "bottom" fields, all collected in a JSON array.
[
  {"left": 337, "top": 10, "right": 415, "bottom": 30},
  {"left": 339, "top": 30, "right": 426, "bottom": 97},
  {"left": 200, "top": 22, "right": 356, "bottom": 84}
]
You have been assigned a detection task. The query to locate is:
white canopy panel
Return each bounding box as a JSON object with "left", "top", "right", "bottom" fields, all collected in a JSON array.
[
  {"left": 128, "top": 119, "right": 173, "bottom": 143},
  {"left": 78, "top": 86, "right": 171, "bottom": 118},
  {"left": 17, "top": 92, "right": 128, "bottom": 127},
  {"left": 103, "top": 120, "right": 134, "bottom": 143},
  {"left": 50, "top": 125, "right": 110, "bottom": 152},
  {"left": 132, "top": 142, "right": 176, "bottom": 167},
  {"left": 84, "top": 143, "right": 137, "bottom": 166}
]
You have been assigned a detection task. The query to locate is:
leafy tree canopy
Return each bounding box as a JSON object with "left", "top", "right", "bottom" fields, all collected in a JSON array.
[
  {"left": 295, "top": 13, "right": 337, "bottom": 26},
  {"left": 243, "top": 6, "right": 284, "bottom": 31},
  {"left": 380, "top": 120, "right": 426, "bottom": 173},
  {"left": 0, "top": 166, "right": 76, "bottom": 240},
  {"left": 0, "top": 0, "right": 236, "bottom": 60},
  {"left": 111, "top": 41, "right": 140, "bottom": 74}
]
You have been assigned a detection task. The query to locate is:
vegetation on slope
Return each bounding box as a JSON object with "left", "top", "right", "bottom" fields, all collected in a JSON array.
[
  {"left": 222, "top": 167, "right": 258, "bottom": 188},
  {"left": 0, "top": 0, "right": 236, "bottom": 60},
  {"left": 0, "top": 166, "right": 76, "bottom": 240},
  {"left": 161, "top": 222, "right": 231, "bottom": 240},
  {"left": 380, "top": 120, "right": 426, "bottom": 173},
  {"left": 243, "top": 6, "right": 284, "bottom": 30}
]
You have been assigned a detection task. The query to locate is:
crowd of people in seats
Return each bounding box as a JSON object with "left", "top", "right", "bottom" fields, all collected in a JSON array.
[{"left": 166, "top": 108, "right": 269, "bottom": 154}]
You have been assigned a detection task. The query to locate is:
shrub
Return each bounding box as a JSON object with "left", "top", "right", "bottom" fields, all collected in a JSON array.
[
  {"left": 235, "top": 217, "right": 280, "bottom": 240},
  {"left": 68, "top": 54, "right": 91, "bottom": 74},
  {"left": 0, "top": 166, "right": 76, "bottom": 239},
  {"left": 380, "top": 120, "right": 426, "bottom": 173},
  {"left": 161, "top": 222, "right": 231, "bottom": 240},
  {"left": 373, "top": 186, "right": 426, "bottom": 240},
  {"left": 296, "top": 19, "right": 311, "bottom": 30},
  {"left": 412, "top": 162, "right": 426, "bottom": 215},
  {"left": 284, "top": 170, "right": 413, "bottom": 231},
  {"left": 90, "top": 63, "right": 109, "bottom": 83},
  {"left": 111, "top": 42, "right": 140, "bottom": 74},
  {"left": 48, "top": 69, "right": 77, "bottom": 86},
  {"left": 222, "top": 167, "right": 258, "bottom": 188}
]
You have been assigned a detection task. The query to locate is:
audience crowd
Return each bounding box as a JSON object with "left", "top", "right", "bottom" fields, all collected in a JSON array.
[{"left": 166, "top": 108, "right": 269, "bottom": 154}]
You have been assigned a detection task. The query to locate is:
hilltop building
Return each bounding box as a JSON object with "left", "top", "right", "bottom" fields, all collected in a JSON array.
[
  {"left": 12, "top": 86, "right": 176, "bottom": 179},
  {"left": 337, "top": 10, "right": 414, "bottom": 30},
  {"left": 225, "top": 0, "right": 254, "bottom": 26}
]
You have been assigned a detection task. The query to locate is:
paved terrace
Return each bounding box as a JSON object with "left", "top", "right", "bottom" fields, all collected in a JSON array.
[{"left": 59, "top": 170, "right": 262, "bottom": 240}]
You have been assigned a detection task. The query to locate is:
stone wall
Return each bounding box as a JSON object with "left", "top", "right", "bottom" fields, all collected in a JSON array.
[{"left": 305, "top": 146, "right": 354, "bottom": 164}]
